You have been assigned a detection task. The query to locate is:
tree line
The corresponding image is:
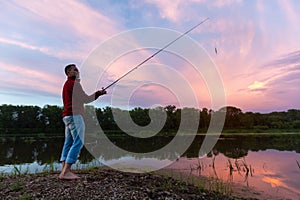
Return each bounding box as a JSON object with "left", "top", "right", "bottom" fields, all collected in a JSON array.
[{"left": 0, "top": 104, "right": 300, "bottom": 135}]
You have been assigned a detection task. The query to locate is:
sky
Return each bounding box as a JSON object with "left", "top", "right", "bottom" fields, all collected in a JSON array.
[{"left": 0, "top": 0, "right": 300, "bottom": 113}]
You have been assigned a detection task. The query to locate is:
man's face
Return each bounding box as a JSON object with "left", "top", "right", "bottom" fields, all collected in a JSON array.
[{"left": 68, "top": 65, "right": 79, "bottom": 79}]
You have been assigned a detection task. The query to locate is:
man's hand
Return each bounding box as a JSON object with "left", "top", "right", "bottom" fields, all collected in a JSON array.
[
  {"left": 100, "top": 89, "right": 107, "bottom": 95},
  {"left": 97, "top": 89, "right": 107, "bottom": 96},
  {"left": 95, "top": 89, "right": 107, "bottom": 99}
]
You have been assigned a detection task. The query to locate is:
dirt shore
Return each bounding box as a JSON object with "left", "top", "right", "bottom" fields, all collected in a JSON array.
[{"left": 0, "top": 167, "right": 249, "bottom": 200}]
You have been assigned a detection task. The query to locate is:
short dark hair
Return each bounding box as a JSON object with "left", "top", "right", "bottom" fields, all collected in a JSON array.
[{"left": 64, "top": 64, "right": 76, "bottom": 76}]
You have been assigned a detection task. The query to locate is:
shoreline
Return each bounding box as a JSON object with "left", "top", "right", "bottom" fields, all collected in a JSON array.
[
  {"left": 1, "top": 166, "right": 291, "bottom": 200},
  {"left": 0, "top": 167, "right": 248, "bottom": 200}
]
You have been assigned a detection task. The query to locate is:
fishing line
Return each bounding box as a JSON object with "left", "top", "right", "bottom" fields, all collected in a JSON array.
[{"left": 103, "top": 17, "right": 209, "bottom": 90}]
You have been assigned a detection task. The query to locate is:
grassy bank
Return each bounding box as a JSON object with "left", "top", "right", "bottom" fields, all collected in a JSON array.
[{"left": 0, "top": 167, "right": 249, "bottom": 200}]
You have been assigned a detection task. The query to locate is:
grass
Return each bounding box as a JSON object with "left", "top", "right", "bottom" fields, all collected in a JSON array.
[
  {"left": 18, "top": 194, "right": 33, "bottom": 200},
  {"left": 9, "top": 181, "right": 24, "bottom": 191},
  {"left": 42, "top": 157, "right": 60, "bottom": 172},
  {"left": 207, "top": 176, "right": 233, "bottom": 195},
  {"left": 158, "top": 167, "right": 233, "bottom": 196},
  {"left": 0, "top": 158, "right": 103, "bottom": 178},
  {"left": 190, "top": 158, "right": 203, "bottom": 173},
  {"left": 186, "top": 155, "right": 256, "bottom": 196},
  {"left": 12, "top": 165, "right": 29, "bottom": 176},
  {"left": 158, "top": 171, "right": 221, "bottom": 197}
]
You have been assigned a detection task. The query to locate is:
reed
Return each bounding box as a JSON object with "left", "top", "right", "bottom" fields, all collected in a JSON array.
[
  {"left": 227, "top": 159, "right": 234, "bottom": 175},
  {"left": 190, "top": 158, "right": 204, "bottom": 175},
  {"left": 207, "top": 176, "right": 232, "bottom": 195},
  {"left": 12, "top": 165, "right": 29, "bottom": 176}
]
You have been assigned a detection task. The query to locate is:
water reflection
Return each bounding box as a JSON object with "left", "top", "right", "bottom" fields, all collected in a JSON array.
[
  {"left": 1, "top": 134, "right": 299, "bottom": 165},
  {"left": 0, "top": 134, "right": 299, "bottom": 198},
  {"left": 168, "top": 149, "right": 300, "bottom": 199}
]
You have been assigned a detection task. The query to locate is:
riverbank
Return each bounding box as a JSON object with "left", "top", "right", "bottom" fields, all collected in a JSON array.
[{"left": 0, "top": 167, "right": 248, "bottom": 200}]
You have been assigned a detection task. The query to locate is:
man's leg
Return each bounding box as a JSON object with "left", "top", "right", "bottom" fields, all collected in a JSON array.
[
  {"left": 60, "top": 133, "right": 73, "bottom": 164},
  {"left": 59, "top": 115, "right": 85, "bottom": 180},
  {"left": 59, "top": 116, "right": 79, "bottom": 180}
]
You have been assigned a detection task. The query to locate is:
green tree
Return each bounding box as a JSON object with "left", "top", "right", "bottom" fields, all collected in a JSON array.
[
  {"left": 15, "top": 105, "right": 42, "bottom": 132},
  {"left": 163, "top": 105, "right": 177, "bottom": 131},
  {"left": 129, "top": 107, "right": 151, "bottom": 126},
  {"left": 199, "top": 107, "right": 210, "bottom": 131},
  {"left": 41, "top": 105, "right": 64, "bottom": 132},
  {"left": 0, "top": 104, "right": 17, "bottom": 133},
  {"left": 292, "top": 120, "right": 300, "bottom": 129},
  {"left": 219, "top": 106, "right": 242, "bottom": 129},
  {"left": 286, "top": 109, "right": 300, "bottom": 122},
  {"left": 97, "top": 106, "right": 118, "bottom": 130},
  {"left": 240, "top": 112, "right": 254, "bottom": 129},
  {"left": 84, "top": 105, "right": 99, "bottom": 133}
]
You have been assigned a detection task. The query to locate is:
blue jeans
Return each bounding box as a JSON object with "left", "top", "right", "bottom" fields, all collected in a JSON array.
[{"left": 60, "top": 115, "right": 85, "bottom": 164}]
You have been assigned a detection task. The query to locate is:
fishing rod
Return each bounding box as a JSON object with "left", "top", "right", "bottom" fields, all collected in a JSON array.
[{"left": 102, "top": 17, "right": 209, "bottom": 91}]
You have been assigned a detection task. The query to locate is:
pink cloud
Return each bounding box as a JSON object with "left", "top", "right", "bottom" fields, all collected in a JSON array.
[
  {"left": 0, "top": 62, "right": 63, "bottom": 96},
  {"left": 4, "top": 1, "right": 122, "bottom": 60},
  {"left": 217, "top": 0, "right": 242, "bottom": 7},
  {"left": 144, "top": 0, "right": 184, "bottom": 22}
]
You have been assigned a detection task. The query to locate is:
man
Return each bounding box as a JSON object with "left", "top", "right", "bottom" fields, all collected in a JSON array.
[{"left": 59, "top": 63, "right": 106, "bottom": 180}]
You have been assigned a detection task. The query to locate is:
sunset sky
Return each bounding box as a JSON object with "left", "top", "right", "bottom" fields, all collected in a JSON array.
[{"left": 1, "top": 0, "right": 300, "bottom": 113}]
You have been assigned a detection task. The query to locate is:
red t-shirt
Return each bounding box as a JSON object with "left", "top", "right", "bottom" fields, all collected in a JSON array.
[{"left": 62, "top": 77, "right": 95, "bottom": 117}]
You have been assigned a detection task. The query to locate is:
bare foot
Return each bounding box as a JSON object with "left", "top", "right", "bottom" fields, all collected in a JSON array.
[{"left": 58, "top": 171, "right": 80, "bottom": 180}]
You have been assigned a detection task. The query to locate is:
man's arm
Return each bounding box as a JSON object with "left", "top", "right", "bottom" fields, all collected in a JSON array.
[{"left": 73, "top": 82, "right": 106, "bottom": 104}]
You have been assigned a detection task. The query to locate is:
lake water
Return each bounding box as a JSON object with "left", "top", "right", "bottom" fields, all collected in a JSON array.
[{"left": 0, "top": 133, "right": 299, "bottom": 199}]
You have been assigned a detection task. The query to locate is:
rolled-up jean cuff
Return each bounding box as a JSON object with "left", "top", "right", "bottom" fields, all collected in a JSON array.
[{"left": 66, "top": 158, "right": 77, "bottom": 164}]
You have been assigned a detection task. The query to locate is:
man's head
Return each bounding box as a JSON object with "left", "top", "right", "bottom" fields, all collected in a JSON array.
[{"left": 65, "top": 64, "right": 79, "bottom": 79}]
